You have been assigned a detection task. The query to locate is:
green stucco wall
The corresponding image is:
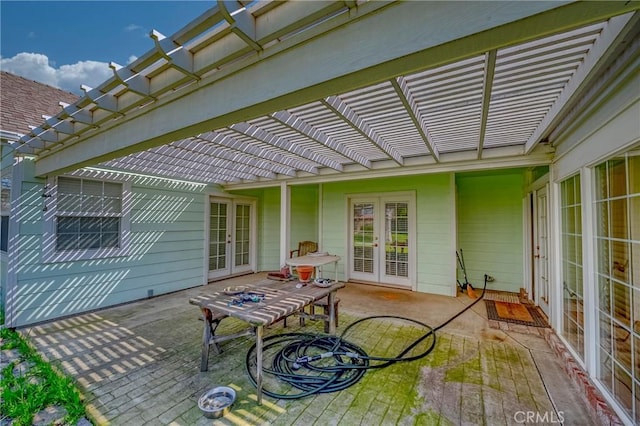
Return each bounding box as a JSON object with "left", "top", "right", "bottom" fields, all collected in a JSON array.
[
  {"left": 322, "top": 173, "right": 456, "bottom": 296},
  {"left": 229, "top": 187, "right": 281, "bottom": 271},
  {"left": 456, "top": 169, "right": 525, "bottom": 292},
  {"left": 231, "top": 185, "right": 319, "bottom": 271},
  {"left": 290, "top": 185, "right": 319, "bottom": 251}
]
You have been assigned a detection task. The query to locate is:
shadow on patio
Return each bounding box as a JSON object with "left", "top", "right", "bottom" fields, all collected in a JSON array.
[{"left": 22, "top": 274, "right": 597, "bottom": 425}]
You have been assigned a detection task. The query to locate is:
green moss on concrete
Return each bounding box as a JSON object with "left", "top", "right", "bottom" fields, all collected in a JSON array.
[{"left": 414, "top": 409, "right": 453, "bottom": 426}]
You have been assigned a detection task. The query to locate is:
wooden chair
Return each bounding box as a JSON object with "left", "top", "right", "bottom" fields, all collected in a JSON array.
[{"left": 289, "top": 240, "right": 318, "bottom": 258}]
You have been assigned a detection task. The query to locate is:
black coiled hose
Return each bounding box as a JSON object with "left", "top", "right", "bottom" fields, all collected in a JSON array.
[{"left": 244, "top": 274, "right": 488, "bottom": 400}]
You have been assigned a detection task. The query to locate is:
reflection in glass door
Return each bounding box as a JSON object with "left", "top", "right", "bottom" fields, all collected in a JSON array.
[
  {"left": 349, "top": 194, "right": 414, "bottom": 287},
  {"left": 352, "top": 202, "right": 377, "bottom": 279},
  {"left": 534, "top": 186, "right": 550, "bottom": 316},
  {"left": 208, "top": 198, "right": 255, "bottom": 280},
  {"left": 234, "top": 203, "right": 252, "bottom": 273},
  {"left": 209, "top": 200, "right": 230, "bottom": 279},
  {"left": 385, "top": 202, "right": 410, "bottom": 281}
]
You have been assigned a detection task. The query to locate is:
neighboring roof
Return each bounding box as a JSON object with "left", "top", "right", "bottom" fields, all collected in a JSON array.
[{"left": 0, "top": 71, "right": 79, "bottom": 136}]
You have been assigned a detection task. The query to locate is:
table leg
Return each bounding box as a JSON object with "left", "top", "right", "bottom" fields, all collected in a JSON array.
[
  {"left": 200, "top": 308, "right": 212, "bottom": 372},
  {"left": 256, "top": 325, "right": 264, "bottom": 405},
  {"left": 328, "top": 291, "right": 337, "bottom": 335}
]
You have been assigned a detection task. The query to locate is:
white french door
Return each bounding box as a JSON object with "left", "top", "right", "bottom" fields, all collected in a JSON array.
[
  {"left": 533, "top": 186, "right": 550, "bottom": 315},
  {"left": 349, "top": 193, "right": 415, "bottom": 288},
  {"left": 207, "top": 197, "right": 255, "bottom": 280}
]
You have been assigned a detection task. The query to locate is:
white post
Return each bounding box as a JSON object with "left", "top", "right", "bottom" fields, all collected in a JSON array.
[
  {"left": 318, "top": 183, "right": 323, "bottom": 251},
  {"left": 280, "top": 182, "right": 290, "bottom": 267},
  {"left": 548, "top": 169, "right": 563, "bottom": 330},
  {"left": 581, "top": 166, "right": 597, "bottom": 374}
]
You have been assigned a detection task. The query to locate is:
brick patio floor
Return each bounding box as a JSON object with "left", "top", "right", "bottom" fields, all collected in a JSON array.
[{"left": 21, "top": 274, "right": 598, "bottom": 425}]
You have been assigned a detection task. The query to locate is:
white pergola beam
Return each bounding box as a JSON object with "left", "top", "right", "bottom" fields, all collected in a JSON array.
[
  {"left": 219, "top": 0, "right": 261, "bottom": 51},
  {"left": 33, "top": 1, "right": 637, "bottom": 177},
  {"left": 524, "top": 12, "right": 637, "bottom": 153},
  {"left": 160, "top": 141, "right": 276, "bottom": 179},
  {"left": 322, "top": 96, "right": 404, "bottom": 165},
  {"left": 109, "top": 62, "right": 151, "bottom": 96},
  {"left": 391, "top": 77, "right": 440, "bottom": 162},
  {"left": 188, "top": 137, "right": 297, "bottom": 177},
  {"left": 198, "top": 131, "right": 305, "bottom": 176},
  {"left": 478, "top": 50, "right": 498, "bottom": 159},
  {"left": 228, "top": 122, "right": 342, "bottom": 172},
  {"left": 271, "top": 110, "right": 372, "bottom": 168}
]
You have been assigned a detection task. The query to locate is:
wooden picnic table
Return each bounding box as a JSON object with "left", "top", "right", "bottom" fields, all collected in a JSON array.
[{"left": 189, "top": 278, "right": 345, "bottom": 404}]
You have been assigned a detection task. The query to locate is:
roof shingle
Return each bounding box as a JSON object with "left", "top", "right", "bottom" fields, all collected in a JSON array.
[{"left": 0, "top": 71, "right": 79, "bottom": 136}]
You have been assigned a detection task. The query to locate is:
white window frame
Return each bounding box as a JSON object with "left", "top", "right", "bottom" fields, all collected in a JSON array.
[
  {"left": 43, "top": 175, "right": 131, "bottom": 263},
  {"left": 1, "top": 172, "right": 11, "bottom": 256}
]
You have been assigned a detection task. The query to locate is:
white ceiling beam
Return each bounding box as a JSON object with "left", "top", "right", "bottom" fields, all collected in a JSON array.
[
  {"left": 150, "top": 30, "right": 199, "bottom": 80},
  {"left": 198, "top": 131, "right": 304, "bottom": 176},
  {"left": 28, "top": 128, "right": 58, "bottom": 143},
  {"left": 524, "top": 12, "right": 637, "bottom": 154},
  {"left": 322, "top": 96, "right": 404, "bottom": 165},
  {"left": 19, "top": 136, "right": 46, "bottom": 150},
  {"left": 186, "top": 137, "right": 297, "bottom": 177},
  {"left": 478, "top": 50, "right": 498, "bottom": 159},
  {"left": 34, "top": 1, "right": 638, "bottom": 177},
  {"left": 219, "top": 0, "right": 261, "bottom": 51},
  {"left": 105, "top": 157, "right": 232, "bottom": 184},
  {"left": 228, "top": 122, "right": 343, "bottom": 171},
  {"left": 156, "top": 143, "right": 276, "bottom": 179},
  {"left": 109, "top": 62, "right": 152, "bottom": 97},
  {"left": 42, "top": 116, "right": 75, "bottom": 135},
  {"left": 224, "top": 145, "right": 553, "bottom": 190},
  {"left": 391, "top": 77, "right": 440, "bottom": 162},
  {"left": 147, "top": 150, "right": 259, "bottom": 182},
  {"left": 126, "top": 150, "right": 254, "bottom": 181},
  {"left": 58, "top": 103, "right": 93, "bottom": 125},
  {"left": 80, "top": 85, "right": 119, "bottom": 113},
  {"left": 270, "top": 110, "right": 372, "bottom": 168}
]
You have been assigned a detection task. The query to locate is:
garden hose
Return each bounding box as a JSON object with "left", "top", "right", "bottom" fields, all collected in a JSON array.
[{"left": 244, "top": 274, "right": 489, "bottom": 400}]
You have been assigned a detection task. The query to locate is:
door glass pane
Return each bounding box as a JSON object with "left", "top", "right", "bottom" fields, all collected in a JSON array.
[
  {"left": 597, "top": 150, "right": 640, "bottom": 421},
  {"left": 209, "top": 202, "right": 228, "bottom": 271},
  {"left": 560, "top": 174, "right": 584, "bottom": 359},
  {"left": 385, "top": 202, "right": 409, "bottom": 278},
  {"left": 353, "top": 203, "right": 374, "bottom": 273},
  {"left": 234, "top": 204, "right": 251, "bottom": 267}
]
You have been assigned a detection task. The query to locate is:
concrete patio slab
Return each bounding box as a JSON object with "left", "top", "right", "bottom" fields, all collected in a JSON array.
[{"left": 20, "top": 274, "right": 598, "bottom": 425}]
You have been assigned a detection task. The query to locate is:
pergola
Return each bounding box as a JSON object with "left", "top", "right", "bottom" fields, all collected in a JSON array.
[{"left": 10, "top": 1, "right": 640, "bottom": 187}]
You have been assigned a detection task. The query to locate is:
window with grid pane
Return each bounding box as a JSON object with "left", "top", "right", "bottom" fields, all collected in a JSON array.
[
  {"left": 595, "top": 149, "right": 640, "bottom": 422},
  {"left": 56, "top": 177, "right": 122, "bottom": 251},
  {"left": 560, "top": 174, "right": 584, "bottom": 360}
]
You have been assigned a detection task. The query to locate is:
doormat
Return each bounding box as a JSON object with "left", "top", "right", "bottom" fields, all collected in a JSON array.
[
  {"left": 482, "top": 290, "right": 521, "bottom": 304},
  {"left": 485, "top": 300, "right": 549, "bottom": 327}
]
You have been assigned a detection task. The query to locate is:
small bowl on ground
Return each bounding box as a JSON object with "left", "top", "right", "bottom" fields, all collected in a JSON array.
[{"left": 198, "top": 386, "right": 236, "bottom": 419}]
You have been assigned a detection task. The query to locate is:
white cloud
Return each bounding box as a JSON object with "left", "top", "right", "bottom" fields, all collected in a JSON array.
[
  {"left": 124, "top": 24, "right": 142, "bottom": 32},
  {"left": 127, "top": 55, "right": 138, "bottom": 65},
  {"left": 0, "top": 52, "right": 112, "bottom": 95}
]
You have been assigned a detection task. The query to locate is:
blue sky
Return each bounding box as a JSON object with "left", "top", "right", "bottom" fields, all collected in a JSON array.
[{"left": 1, "top": 1, "right": 213, "bottom": 94}]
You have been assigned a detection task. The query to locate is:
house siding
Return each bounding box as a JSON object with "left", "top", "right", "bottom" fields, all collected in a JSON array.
[
  {"left": 230, "top": 187, "right": 281, "bottom": 271},
  {"left": 321, "top": 173, "right": 456, "bottom": 296},
  {"left": 8, "top": 162, "right": 208, "bottom": 327},
  {"left": 456, "top": 170, "right": 526, "bottom": 293},
  {"left": 554, "top": 70, "right": 640, "bottom": 180},
  {"left": 290, "top": 185, "right": 319, "bottom": 251}
]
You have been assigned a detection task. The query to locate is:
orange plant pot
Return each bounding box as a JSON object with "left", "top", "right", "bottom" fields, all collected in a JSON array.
[{"left": 296, "top": 265, "right": 314, "bottom": 282}]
